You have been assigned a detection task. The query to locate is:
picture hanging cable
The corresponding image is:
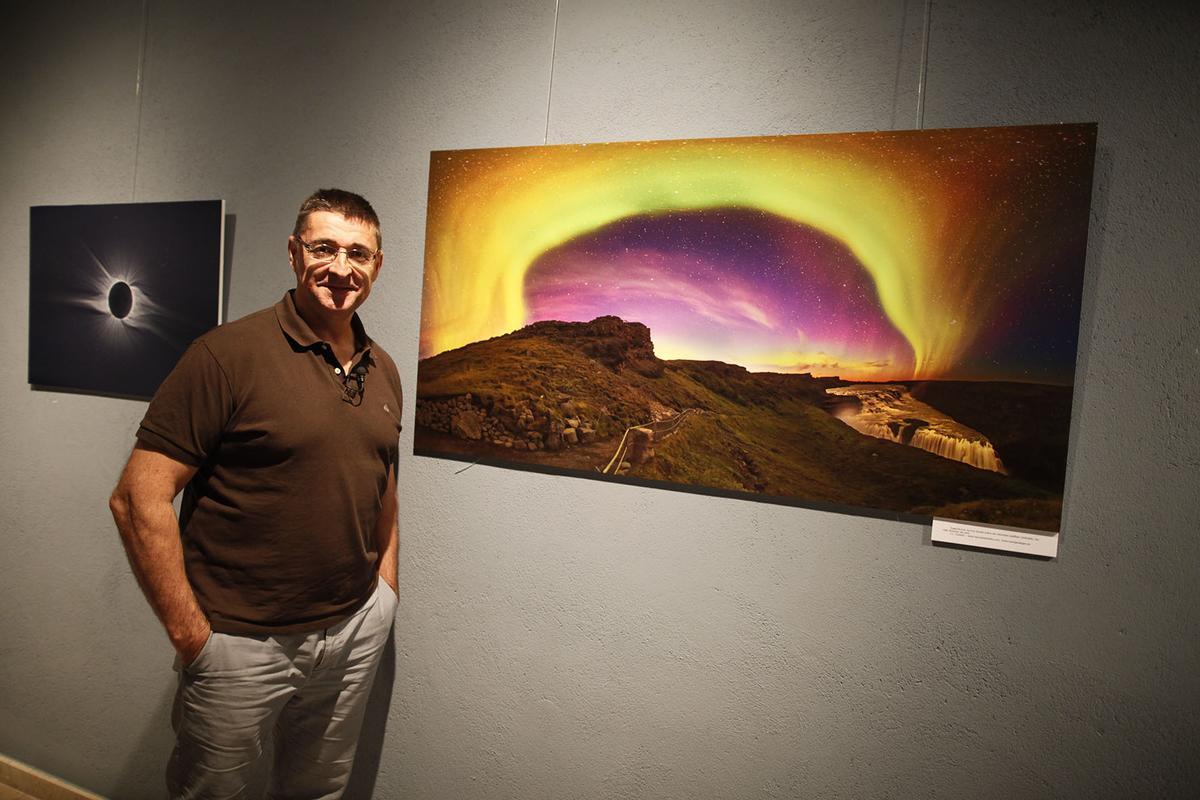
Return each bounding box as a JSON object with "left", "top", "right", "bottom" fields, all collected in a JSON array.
[
  {"left": 544, "top": 0, "right": 561, "bottom": 145},
  {"left": 454, "top": 459, "right": 481, "bottom": 475},
  {"left": 916, "top": 0, "right": 932, "bottom": 130},
  {"left": 132, "top": 0, "right": 150, "bottom": 201}
]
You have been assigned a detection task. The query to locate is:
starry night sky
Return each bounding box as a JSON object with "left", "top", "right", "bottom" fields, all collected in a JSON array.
[
  {"left": 524, "top": 209, "right": 914, "bottom": 379},
  {"left": 420, "top": 124, "right": 1096, "bottom": 384}
]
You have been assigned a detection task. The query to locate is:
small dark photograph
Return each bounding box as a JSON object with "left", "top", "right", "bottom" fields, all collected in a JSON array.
[{"left": 29, "top": 200, "right": 223, "bottom": 399}]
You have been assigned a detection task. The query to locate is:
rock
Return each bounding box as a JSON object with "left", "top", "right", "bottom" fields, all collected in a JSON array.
[
  {"left": 498, "top": 409, "right": 519, "bottom": 433},
  {"left": 627, "top": 427, "right": 654, "bottom": 464},
  {"left": 450, "top": 411, "right": 482, "bottom": 441},
  {"left": 562, "top": 427, "right": 578, "bottom": 445},
  {"left": 579, "top": 427, "right": 596, "bottom": 444},
  {"left": 566, "top": 417, "right": 581, "bottom": 429}
]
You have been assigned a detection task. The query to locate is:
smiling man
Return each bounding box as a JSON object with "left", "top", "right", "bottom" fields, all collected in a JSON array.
[{"left": 110, "top": 189, "right": 403, "bottom": 799}]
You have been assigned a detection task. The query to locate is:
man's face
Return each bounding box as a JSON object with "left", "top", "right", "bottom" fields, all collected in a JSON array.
[{"left": 288, "top": 210, "right": 383, "bottom": 317}]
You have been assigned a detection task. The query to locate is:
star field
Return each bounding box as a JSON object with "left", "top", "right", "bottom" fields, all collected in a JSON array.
[{"left": 524, "top": 208, "right": 914, "bottom": 379}]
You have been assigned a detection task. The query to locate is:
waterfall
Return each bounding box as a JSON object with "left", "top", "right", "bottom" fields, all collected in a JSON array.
[
  {"left": 909, "top": 427, "right": 1005, "bottom": 473},
  {"left": 826, "top": 384, "right": 1007, "bottom": 474}
]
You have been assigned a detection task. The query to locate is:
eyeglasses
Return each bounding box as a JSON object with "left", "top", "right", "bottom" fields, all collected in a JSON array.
[{"left": 295, "top": 236, "right": 379, "bottom": 269}]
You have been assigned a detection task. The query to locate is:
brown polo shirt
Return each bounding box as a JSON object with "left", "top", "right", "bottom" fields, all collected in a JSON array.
[{"left": 137, "top": 291, "right": 403, "bottom": 634}]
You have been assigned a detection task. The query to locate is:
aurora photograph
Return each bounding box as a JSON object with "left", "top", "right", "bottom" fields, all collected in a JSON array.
[
  {"left": 415, "top": 124, "right": 1097, "bottom": 533},
  {"left": 29, "top": 200, "right": 223, "bottom": 399}
]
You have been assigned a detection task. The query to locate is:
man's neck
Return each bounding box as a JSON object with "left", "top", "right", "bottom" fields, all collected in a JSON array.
[{"left": 294, "top": 294, "right": 359, "bottom": 366}]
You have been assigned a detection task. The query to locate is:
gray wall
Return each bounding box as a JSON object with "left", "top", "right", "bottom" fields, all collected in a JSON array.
[{"left": 2, "top": 1, "right": 1197, "bottom": 797}]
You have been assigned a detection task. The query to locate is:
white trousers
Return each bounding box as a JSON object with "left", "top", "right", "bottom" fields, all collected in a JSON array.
[{"left": 167, "top": 577, "right": 397, "bottom": 800}]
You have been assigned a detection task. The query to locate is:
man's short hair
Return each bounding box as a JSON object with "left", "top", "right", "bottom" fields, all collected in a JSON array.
[{"left": 293, "top": 188, "right": 382, "bottom": 249}]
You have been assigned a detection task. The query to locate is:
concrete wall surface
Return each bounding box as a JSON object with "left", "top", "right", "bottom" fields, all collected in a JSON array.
[{"left": 1, "top": 1, "right": 1197, "bottom": 797}]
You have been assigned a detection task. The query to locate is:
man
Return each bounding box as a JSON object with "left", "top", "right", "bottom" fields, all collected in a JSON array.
[{"left": 109, "top": 189, "right": 403, "bottom": 799}]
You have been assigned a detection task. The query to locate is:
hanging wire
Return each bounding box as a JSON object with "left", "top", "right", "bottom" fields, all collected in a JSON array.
[
  {"left": 544, "top": 0, "right": 561, "bottom": 145},
  {"left": 131, "top": 0, "right": 150, "bottom": 200},
  {"left": 916, "top": 0, "right": 932, "bottom": 130}
]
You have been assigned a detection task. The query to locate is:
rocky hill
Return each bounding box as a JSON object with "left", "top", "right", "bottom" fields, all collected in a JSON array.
[
  {"left": 509, "top": 315, "right": 662, "bottom": 375},
  {"left": 416, "top": 316, "right": 835, "bottom": 446}
]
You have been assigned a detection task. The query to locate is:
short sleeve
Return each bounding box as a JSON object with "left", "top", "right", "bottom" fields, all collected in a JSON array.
[{"left": 136, "top": 340, "right": 233, "bottom": 466}]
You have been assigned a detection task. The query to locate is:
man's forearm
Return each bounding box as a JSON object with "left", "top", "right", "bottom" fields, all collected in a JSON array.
[
  {"left": 376, "top": 506, "right": 400, "bottom": 594},
  {"left": 110, "top": 488, "right": 210, "bottom": 660},
  {"left": 379, "top": 518, "right": 399, "bottom": 593}
]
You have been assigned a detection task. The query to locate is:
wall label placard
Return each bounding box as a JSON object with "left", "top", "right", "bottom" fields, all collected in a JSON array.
[{"left": 932, "top": 517, "right": 1060, "bottom": 558}]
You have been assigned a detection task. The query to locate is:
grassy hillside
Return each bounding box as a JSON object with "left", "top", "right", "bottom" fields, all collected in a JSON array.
[{"left": 416, "top": 318, "right": 1064, "bottom": 531}]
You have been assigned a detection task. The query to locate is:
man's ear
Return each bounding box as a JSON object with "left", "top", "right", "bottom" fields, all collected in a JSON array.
[{"left": 287, "top": 236, "right": 299, "bottom": 272}]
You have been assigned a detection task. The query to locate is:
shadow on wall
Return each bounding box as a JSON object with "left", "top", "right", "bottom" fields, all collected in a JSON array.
[
  {"left": 346, "top": 627, "right": 397, "bottom": 799},
  {"left": 223, "top": 214, "right": 236, "bottom": 324},
  {"left": 109, "top": 682, "right": 174, "bottom": 798},
  {"left": 1060, "top": 143, "right": 1113, "bottom": 535}
]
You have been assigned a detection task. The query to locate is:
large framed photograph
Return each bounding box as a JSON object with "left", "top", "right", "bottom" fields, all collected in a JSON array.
[
  {"left": 29, "top": 200, "right": 224, "bottom": 399},
  {"left": 414, "top": 125, "right": 1096, "bottom": 544}
]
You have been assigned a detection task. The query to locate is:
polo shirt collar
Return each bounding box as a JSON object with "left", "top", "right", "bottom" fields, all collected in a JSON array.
[{"left": 274, "top": 290, "right": 373, "bottom": 356}]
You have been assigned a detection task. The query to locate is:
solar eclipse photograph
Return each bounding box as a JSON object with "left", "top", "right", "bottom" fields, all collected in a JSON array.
[{"left": 28, "top": 200, "right": 223, "bottom": 399}]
